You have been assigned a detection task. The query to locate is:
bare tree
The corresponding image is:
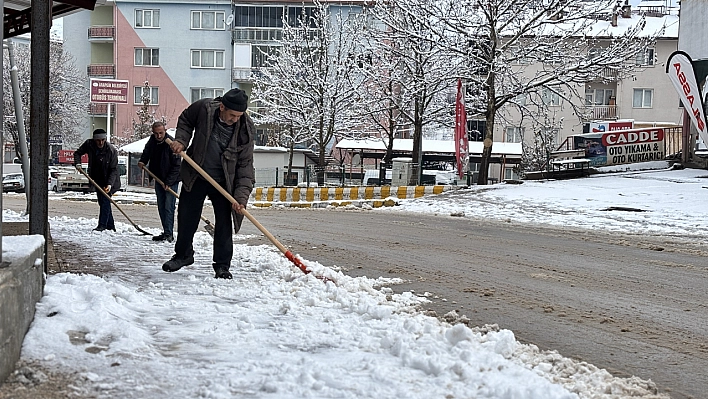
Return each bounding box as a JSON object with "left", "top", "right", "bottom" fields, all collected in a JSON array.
[
  {"left": 371, "top": 0, "right": 461, "bottom": 184},
  {"left": 423, "top": 0, "right": 663, "bottom": 183},
  {"left": 3, "top": 40, "right": 88, "bottom": 155},
  {"left": 251, "top": 0, "right": 364, "bottom": 184},
  {"left": 354, "top": 10, "right": 410, "bottom": 179}
]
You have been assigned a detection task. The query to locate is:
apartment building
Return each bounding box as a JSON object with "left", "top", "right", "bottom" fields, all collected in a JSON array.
[
  {"left": 63, "top": 0, "right": 364, "bottom": 146},
  {"left": 496, "top": 2, "right": 680, "bottom": 178}
]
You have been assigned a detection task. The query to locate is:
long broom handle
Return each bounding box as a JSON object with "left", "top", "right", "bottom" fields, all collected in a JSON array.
[
  {"left": 139, "top": 164, "right": 215, "bottom": 228},
  {"left": 76, "top": 166, "right": 150, "bottom": 235},
  {"left": 139, "top": 164, "right": 179, "bottom": 197},
  {"left": 165, "top": 139, "right": 309, "bottom": 274}
]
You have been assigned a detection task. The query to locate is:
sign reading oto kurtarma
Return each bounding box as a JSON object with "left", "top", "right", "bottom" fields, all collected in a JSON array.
[
  {"left": 90, "top": 78, "right": 129, "bottom": 104},
  {"left": 573, "top": 128, "right": 665, "bottom": 167}
]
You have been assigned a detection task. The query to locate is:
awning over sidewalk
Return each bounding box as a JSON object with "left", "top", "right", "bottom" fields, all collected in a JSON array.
[{"left": 4, "top": 0, "right": 102, "bottom": 38}]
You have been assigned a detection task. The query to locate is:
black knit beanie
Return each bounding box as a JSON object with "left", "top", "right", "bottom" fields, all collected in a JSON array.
[{"left": 221, "top": 88, "right": 248, "bottom": 112}]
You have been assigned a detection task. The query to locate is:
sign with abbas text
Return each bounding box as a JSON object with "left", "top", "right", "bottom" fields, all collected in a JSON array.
[
  {"left": 90, "top": 79, "right": 129, "bottom": 104},
  {"left": 573, "top": 128, "right": 665, "bottom": 167}
]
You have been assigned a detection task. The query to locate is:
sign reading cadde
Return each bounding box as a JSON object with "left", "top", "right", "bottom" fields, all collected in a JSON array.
[{"left": 90, "top": 78, "right": 129, "bottom": 104}]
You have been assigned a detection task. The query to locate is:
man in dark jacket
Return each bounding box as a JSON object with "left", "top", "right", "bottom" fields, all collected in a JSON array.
[
  {"left": 138, "top": 121, "right": 181, "bottom": 242},
  {"left": 75, "top": 128, "right": 121, "bottom": 232},
  {"left": 162, "top": 88, "right": 255, "bottom": 279}
]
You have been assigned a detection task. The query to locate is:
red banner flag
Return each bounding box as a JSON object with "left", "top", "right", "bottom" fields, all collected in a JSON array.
[{"left": 455, "top": 78, "right": 469, "bottom": 179}]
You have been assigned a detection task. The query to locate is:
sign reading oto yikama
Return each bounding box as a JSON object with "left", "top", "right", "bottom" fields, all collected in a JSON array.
[
  {"left": 573, "top": 128, "right": 665, "bottom": 166},
  {"left": 90, "top": 79, "right": 129, "bottom": 104}
]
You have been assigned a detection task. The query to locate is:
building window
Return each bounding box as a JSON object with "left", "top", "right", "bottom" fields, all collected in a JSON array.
[
  {"left": 135, "top": 9, "right": 160, "bottom": 28},
  {"left": 585, "top": 88, "right": 614, "bottom": 105},
  {"left": 234, "top": 6, "right": 284, "bottom": 28},
  {"left": 286, "top": 6, "right": 318, "bottom": 27},
  {"left": 191, "top": 87, "right": 224, "bottom": 103},
  {"left": 541, "top": 88, "right": 560, "bottom": 106},
  {"left": 135, "top": 48, "right": 159, "bottom": 66},
  {"left": 504, "top": 167, "right": 519, "bottom": 181},
  {"left": 543, "top": 51, "right": 562, "bottom": 65},
  {"left": 633, "top": 88, "right": 653, "bottom": 108},
  {"left": 635, "top": 48, "right": 655, "bottom": 66},
  {"left": 588, "top": 47, "right": 602, "bottom": 60},
  {"left": 505, "top": 127, "right": 524, "bottom": 143},
  {"left": 191, "top": 11, "right": 225, "bottom": 30},
  {"left": 252, "top": 45, "right": 279, "bottom": 68},
  {"left": 134, "top": 86, "right": 159, "bottom": 105},
  {"left": 541, "top": 128, "right": 560, "bottom": 146},
  {"left": 191, "top": 50, "right": 225, "bottom": 68}
]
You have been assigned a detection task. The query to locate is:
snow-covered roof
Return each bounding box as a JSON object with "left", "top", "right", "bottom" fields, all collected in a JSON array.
[
  {"left": 573, "top": 13, "right": 678, "bottom": 39},
  {"left": 637, "top": 1, "right": 669, "bottom": 8},
  {"left": 526, "top": 4, "right": 679, "bottom": 39},
  {"left": 119, "top": 136, "right": 150, "bottom": 153},
  {"left": 119, "top": 135, "right": 314, "bottom": 155},
  {"left": 335, "top": 138, "right": 522, "bottom": 156},
  {"left": 253, "top": 146, "right": 314, "bottom": 154}
]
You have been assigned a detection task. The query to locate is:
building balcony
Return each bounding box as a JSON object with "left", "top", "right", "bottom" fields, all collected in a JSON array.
[
  {"left": 588, "top": 66, "right": 619, "bottom": 82},
  {"left": 232, "top": 28, "right": 282, "bottom": 43},
  {"left": 88, "top": 103, "right": 116, "bottom": 116},
  {"left": 88, "top": 26, "right": 115, "bottom": 42},
  {"left": 584, "top": 105, "right": 618, "bottom": 121},
  {"left": 232, "top": 67, "right": 263, "bottom": 82},
  {"left": 87, "top": 64, "right": 115, "bottom": 77}
]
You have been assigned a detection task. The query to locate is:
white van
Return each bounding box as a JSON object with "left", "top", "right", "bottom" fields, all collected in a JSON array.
[{"left": 363, "top": 169, "right": 392, "bottom": 185}]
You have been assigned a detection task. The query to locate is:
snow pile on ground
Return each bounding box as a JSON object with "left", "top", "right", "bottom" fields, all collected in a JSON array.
[
  {"left": 387, "top": 166, "right": 708, "bottom": 239},
  {"left": 2, "top": 208, "right": 668, "bottom": 399}
]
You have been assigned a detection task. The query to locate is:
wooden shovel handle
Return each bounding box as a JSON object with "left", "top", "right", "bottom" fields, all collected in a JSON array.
[{"left": 165, "top": 138, "right": 309, "bottom": 274}]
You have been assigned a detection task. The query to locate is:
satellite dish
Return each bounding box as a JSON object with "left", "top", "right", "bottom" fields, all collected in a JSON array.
[
  {"left": 352, "top": 154, "right": 361, "bottom": 165},
  {"left": 225, "top": 14, "right": 234, "bottom": 25}
]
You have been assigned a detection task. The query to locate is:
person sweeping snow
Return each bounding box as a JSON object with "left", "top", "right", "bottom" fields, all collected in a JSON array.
[
  {"left": 161, "top": 88, "right": 255, "bottom": 279},
  {"left": 137, "top": 121, "right": 182, "bottom": 243}
]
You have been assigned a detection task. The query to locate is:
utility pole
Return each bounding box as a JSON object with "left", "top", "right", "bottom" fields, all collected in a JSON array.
[{"left": 7, "top": 41, "right": 31, "bottom": 214}]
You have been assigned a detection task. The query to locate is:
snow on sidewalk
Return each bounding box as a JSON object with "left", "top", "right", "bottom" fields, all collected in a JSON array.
[{"left": 2, "top": 209, "right": 667, "bottom": 399}]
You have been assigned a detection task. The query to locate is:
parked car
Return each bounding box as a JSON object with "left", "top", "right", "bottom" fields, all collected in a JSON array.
[
  {"left": 48, "top": 167, "right": 59, "bottom": 191},
  {"left": 3, "top": 173, "right": 25, "bottom": 193}
]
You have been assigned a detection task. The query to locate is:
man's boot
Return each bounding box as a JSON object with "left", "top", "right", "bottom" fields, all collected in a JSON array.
[
  {"left": 213, "top": 265, "right": 232, "bottom": 279},
  {"left": 162, "top": 251, "right": 194, "bottom": 272}
]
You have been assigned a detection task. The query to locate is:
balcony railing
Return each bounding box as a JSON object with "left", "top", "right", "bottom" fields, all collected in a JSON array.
[
  {"left": 584, "top": 105, "right": 618, "bottom": 121},
  {"left": 87, "top": 64, "right": 115, "bottom": 77},
  {"left": 232, "top": 28, "right": 282, "bottom": 42},
  {"left": 88, "top": 26, "right": 115, "bottom": 40},
  {"left": 232, "top": 67, "right": 264, "bottom": 82},
  {"left": 88, "top": 103, "right": 116, "bottom": 116}
]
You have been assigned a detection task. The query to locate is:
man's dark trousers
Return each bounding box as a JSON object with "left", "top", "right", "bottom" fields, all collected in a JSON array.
[
  {"left": 155, "top": 182, "right": 180, "bottom": 236},
  {"left": 174, "top": 177, "right": 233, "bottom": 268},
  {"left": 96, "top": 191, "right": 115, "bottom": 230}
]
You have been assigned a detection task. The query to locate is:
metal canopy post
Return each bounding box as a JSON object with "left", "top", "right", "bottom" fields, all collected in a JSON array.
[{"left": 29, "top": 0, "right": 50, "bottom": 246}]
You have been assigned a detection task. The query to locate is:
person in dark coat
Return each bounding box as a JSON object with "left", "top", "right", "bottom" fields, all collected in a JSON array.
[
  {"left": 138, "top": 122, "right": 182, "bottom": 242},
  {"left": 74, "top": 128, "right": 121, "bottom": 232},
  {"left": 162, "top": 87, "right": 255, "bottom": 279}
]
